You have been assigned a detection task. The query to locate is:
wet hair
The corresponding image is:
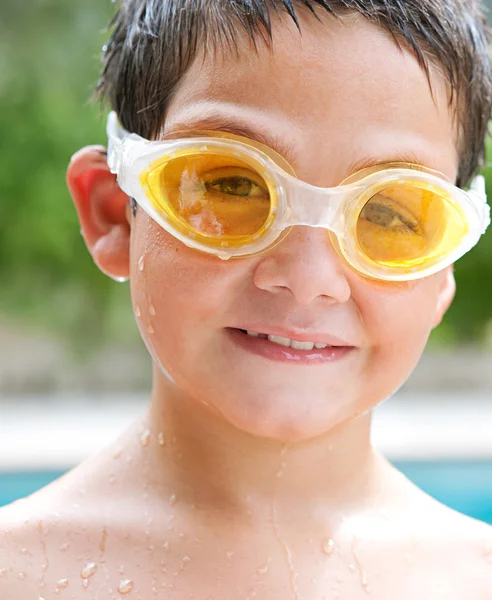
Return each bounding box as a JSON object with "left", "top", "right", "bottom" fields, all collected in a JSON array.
[{"left": 97, "top": 0, "right": 492, "bottom": 187}]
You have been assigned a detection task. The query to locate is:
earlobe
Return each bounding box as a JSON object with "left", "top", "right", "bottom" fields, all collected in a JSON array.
[
  {"left": 432, "top": 266, "right": 456, "bottom": 328},
  {"left": 66, "top": 146, "right": 131, "bottom": 281}
]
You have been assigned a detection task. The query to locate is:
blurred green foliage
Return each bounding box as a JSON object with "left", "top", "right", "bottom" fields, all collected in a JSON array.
[{"left": 0, "top": 0, "right": 491, "bottom": 349}]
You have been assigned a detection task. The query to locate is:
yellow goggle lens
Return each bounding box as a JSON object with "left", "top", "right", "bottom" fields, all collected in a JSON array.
[
  {"left": 356, "top": 184, "right": 468, "bottom": 268},
  {"left": 146, "top": 152, "right": 272, "bottom": 239}
]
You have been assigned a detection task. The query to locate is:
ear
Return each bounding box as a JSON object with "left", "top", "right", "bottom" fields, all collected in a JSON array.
[
  {"left": 66, "top": 146, "right": 131, "bottom": 281},
  {"left": 432, "top": 265, "right": 456, "bottom": 328}
]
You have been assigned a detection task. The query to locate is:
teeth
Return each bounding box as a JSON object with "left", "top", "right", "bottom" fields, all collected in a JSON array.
[
  {"left": 268, "top": 335, "right": 291, "bottom": 347},
  {"left": 245, "top": 331, "right": 330, "bottom": 350},
  {"left": 290, "top": 340, "right": 315, "bottom": 351}
]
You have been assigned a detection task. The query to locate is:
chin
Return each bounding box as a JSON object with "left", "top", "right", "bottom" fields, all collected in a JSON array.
[{"left": 215, "top": 390, "right": 356, "bottom": 442}]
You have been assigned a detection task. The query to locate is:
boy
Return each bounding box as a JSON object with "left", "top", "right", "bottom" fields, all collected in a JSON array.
[{"left": 1, "top": 1, "right": 492, "bottom": 598}]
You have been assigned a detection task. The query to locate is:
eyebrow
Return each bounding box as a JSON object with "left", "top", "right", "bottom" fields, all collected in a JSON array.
[
  {"left": 164, "top": 115, "right": 436, "bottom": 181},
  {"left": 164, "top": 115, "right": 299, "bottom": 166},
  {"left": 346, "top": 152, "right": 431, "bottom": 175}
]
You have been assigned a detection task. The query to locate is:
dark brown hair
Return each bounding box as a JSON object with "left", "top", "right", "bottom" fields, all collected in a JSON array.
[{"left": 97, "top": 0, "right": 492, "bottom": 186}]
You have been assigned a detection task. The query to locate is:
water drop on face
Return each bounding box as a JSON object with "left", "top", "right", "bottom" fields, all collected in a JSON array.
[
  {"left": 148, "top": 325, "right": 155, "bottom": 335},
  {"left": 158, "top": 432, "right": 166, "bottom": 446},
  {"left": 322, "top": 539, "right": 335, "bottom": 555},
  {"left": 138, "top": 256, "right": 145, "bottom": 272},
  {"left": 19, "top": 548, "right": 29, "bottom": 555},
  {"left": 18, "top": 571, "right": 27, "bottom": 580},
  {"left": 81, "top": 563, "right": 98, "bottom": 579},
  {"left": 169, "top": 495, "right": 177, "bottom": 506},
  {"left": 149, "top": 304, "right": 156, "bottom": 316},
  {"left": 118, "top": 579, "right": 135, "bottom": 594},
  {"left": 135, "top": 305, "right": 141, "bottom": 318},
  {"left": 56, "top": 578, "right": 69, "bottom": 589},
  {"left": 257, "top": 564, "right": 269, "bottom": 575},
  {"left": 349, "top": 564, "right": 356, "bottom": 573},
  {"left": 59, "top": 543, "right": 70, "bottom": 552},
  {"left": 140, "top": 429, "right": 151, "bottom": 447},
  {"left": 0, "top": 569, "right": 7, "bottom": 577}
]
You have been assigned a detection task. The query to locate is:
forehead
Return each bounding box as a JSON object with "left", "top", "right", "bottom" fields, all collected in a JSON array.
[{"left": 166, "top": 11, "right": 458, "bottom": 184}]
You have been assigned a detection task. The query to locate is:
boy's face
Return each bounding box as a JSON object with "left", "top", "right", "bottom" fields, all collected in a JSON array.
[{"left": 71, "top": 12, "right": 457, "bottom": 441}]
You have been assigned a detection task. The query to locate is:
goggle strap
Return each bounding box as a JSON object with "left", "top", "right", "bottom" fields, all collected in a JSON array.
[{"left": 107, "top": 111, "right": 124, "bottom": 174}]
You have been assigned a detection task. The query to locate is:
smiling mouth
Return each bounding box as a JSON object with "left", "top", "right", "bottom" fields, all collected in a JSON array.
[{"left": 237, "top": 329, "right": 338, "bottom": 351}]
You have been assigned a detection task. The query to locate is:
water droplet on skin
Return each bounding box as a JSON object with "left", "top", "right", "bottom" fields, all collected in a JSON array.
[
  {"left": 118, "top": 579, "right": 134, "bottom": 594},
  {"left": 59, "top": 543, "right": 70, "bottom": 552},
  {"left": 0, "top": 569, "right": 7, "bottom": 577},
  {"left": 322, "top": 539, "right": 335, "bottom": 555},
  {"left": 19, "top": 548, "right": 29, "bottom": 555},
  {"left": 257, "top": 564, "right": 269, "bottom": 575},
  {"left": 81, "top": 563, "right": 98, "bottom": 579},
  {"left": 349, "top": 564, "right": 356, "bottom": 573},
  {"left": 148, "top": 325, "right": 155, "bottom": 335},
  {"left": 18, "top": 571, "right": 27, "bottom": 580},
  {"left": 140, "top": 429, "right": 151, "bottom": 447},
  {"left": 138, "top": 256, "right": 145, "bottom": 271},
  {"left": 149, "top": 305, "right": 156, "bottom": 316},
  {"left": 163, "top": 541, "right": 170, "bottom": 551},
  {"left": 81, "top": 578, "right": 89, "bottom": 590},
  {"left": 226, "top": 551, "right": 234, "bottom": 560},
  {"left": 157, "top": 432, "right": 166, "bottom": 446},
  {"left": 135, "top": 305, "right": 141, "bottom": 318},
  {"left": 169, "top": 494, "right": 177, "bottom": 506},
  {"left": 56, "top": 578, "right": 69, "bottom": 589}
]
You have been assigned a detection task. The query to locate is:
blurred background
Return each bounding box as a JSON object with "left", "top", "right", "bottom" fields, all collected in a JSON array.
[{"left": 0, "top": 0, "right": 491, "bottom": 523}]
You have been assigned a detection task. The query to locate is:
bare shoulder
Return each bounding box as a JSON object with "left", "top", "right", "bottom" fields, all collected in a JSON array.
[
  {"left": 0, "top": 497, "right": 47, "bottom": 599},
  {"left": 408, "top": 491, "right": 492, "bottom": 598},
  {"left": 0, "top": 486, "right": 113, "bottom": 600}
]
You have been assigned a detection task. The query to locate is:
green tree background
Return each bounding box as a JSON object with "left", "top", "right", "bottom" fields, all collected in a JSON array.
[{"left": 1, "top": 0, "right": 491, "bottom": 351}]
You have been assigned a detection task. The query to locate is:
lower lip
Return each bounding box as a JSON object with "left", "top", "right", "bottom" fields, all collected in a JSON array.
[{"left": 226, "top": 329, "right": 355, "bottom": 365}]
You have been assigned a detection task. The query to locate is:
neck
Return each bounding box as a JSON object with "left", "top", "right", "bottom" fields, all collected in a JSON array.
[{"left": 142, "top": 369, "right": 379, "bottom": 518}]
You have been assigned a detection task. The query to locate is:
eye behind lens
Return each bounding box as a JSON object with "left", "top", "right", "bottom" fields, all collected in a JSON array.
[
  {"left": 142, "top": 146, "right": 279, "bottom": 246},
  {"left": 355, "top": 183, "right": 468, "bottom": 269}
]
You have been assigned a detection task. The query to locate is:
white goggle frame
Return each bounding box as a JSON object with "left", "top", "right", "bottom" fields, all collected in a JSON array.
[{"left": 107, "top": 111, "right": 490, "bottom": 281}]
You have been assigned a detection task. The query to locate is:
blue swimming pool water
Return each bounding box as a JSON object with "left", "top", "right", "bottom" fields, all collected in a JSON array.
[{"left": 1, "top": 461, "right": 491, "bottom": 524}]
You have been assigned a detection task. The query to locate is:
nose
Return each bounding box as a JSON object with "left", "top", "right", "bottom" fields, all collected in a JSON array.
[{"left": 253, "top": 226, "right": 352, "bottom": 305}]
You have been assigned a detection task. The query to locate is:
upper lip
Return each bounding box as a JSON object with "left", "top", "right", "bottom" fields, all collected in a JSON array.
[{"left": 233, "top": 326, "right": 355, "bottom": 347}]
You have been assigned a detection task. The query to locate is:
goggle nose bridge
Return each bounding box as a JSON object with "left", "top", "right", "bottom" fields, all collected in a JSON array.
[{"left": 275, "top": 172, "right": 354, "bottom": 236}]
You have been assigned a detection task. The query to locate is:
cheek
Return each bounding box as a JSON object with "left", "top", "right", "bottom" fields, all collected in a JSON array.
[
  {"left": 128, "top": 219, "right": 243, "bottom": 368},
  {"left": 358, "top": 277, "right": 441, "bottom": 386}
]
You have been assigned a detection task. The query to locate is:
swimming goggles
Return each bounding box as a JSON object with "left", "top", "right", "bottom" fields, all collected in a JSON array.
[{"left": 107, "top": 111, "right": 490, "bottom": 282}]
